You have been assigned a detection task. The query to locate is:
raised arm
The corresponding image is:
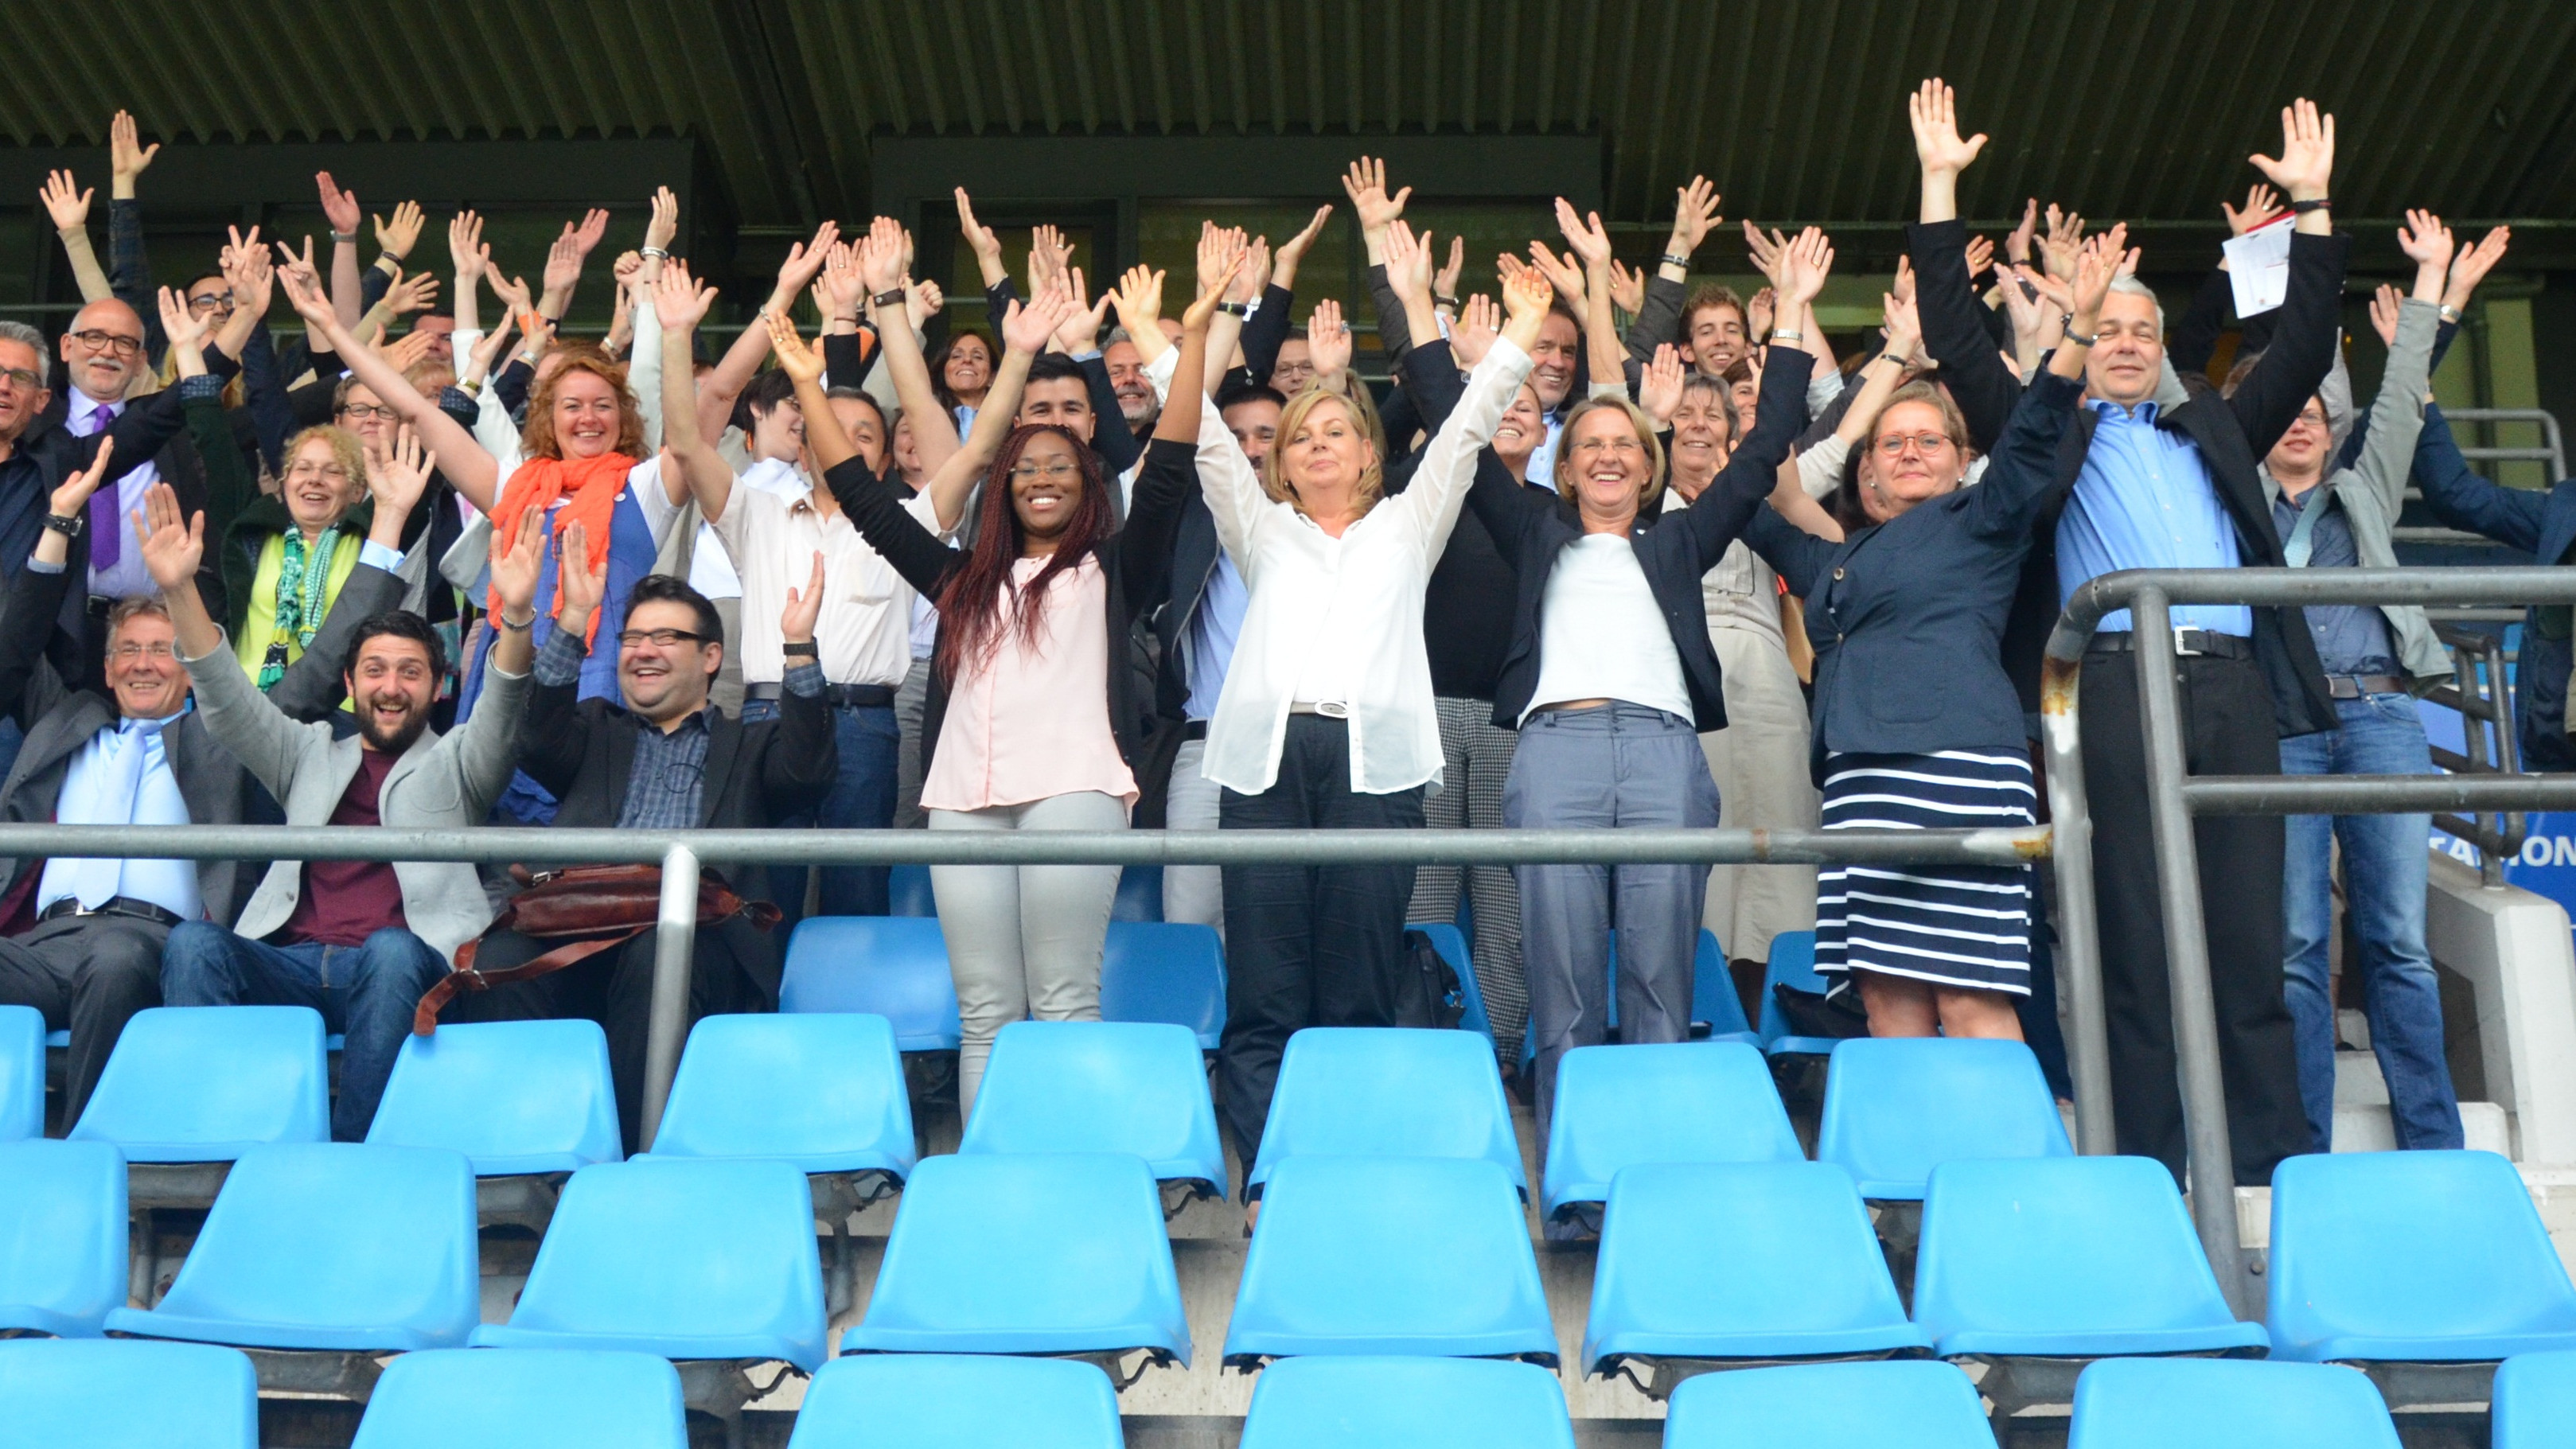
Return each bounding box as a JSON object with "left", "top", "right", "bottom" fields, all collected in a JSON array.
[
  {"left": 921, "top": 282, "right": 1070, "bottom": 530},
  {"left": 278, "top": 242, "right": 500, "bottom": 512},
  {"left": 1387, "top": 257, "right": 1547, "bottom": 551},
  {"left": 650, "top": 263, "right": 736, "bottom": 520},
  {"left": 700, "top": 220, "right": 836, "bottom": 441},
  {"left": 1968, "top": 228, "right": 2118, "bottom": 538},
  {"left": 1554, "top": 199, "right": 1630, "bottom": 397},
  {"left": 39, "top": 168, "right": 111, "bottom": 304},
  {"left": 315, "top": 172, "right": 365, "bottom": 329},
  {"left": 1906, "top": 80, "right": 2019, "bottom": 450},
  {"left": 859, "top": 217, "right": 962, "bottom": 473},
  {"left": 955, "top": 189, "right": 1011, "bottom": 290},
  {"left": 1675, "top": 230, "right": 1824, "bottom": 568},
  {"left": 2231, "top": 99, "right": 2346, "bottom": 454}
]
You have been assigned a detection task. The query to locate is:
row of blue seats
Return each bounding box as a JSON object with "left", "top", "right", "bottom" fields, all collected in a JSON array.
[{"left": 11, "top": 1338, "right": 2576, "bottom": 1449}]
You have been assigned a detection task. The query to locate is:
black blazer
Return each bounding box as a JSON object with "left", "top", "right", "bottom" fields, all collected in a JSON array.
[
  {"left": 1911, "top": 218, "right": 2348, "bottom": 738},
  {"left": 824, "top": 438, "right": 1191, "bottom": 785},
  {"left": 1749, "top": 369, "right": 2087, "bottom": 779},
  {"left": 1475, "top": 348, "right": 1814, "bottom": 732}
]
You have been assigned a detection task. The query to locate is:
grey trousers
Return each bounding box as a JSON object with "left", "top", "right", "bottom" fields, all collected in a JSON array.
[
  {"left": 0, "top": 913, "right": 170, "bottom": 1126},
  {"left": 1406, "top": 696, "right": 1528, "bottom": 1058},
  {"left": 1163, "top": 737, "right": 1224, "bottom": 941},
  {"left": 1507, "top": 703, "right": 1721, "bottom": 1173},
  {"left": 893, "top": 656, "right": 933, "bottom": 830}
]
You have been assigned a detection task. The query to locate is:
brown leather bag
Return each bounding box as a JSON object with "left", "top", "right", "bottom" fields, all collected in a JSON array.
[{"left": 412, "top": 863, "right": 782, "bottom": 1034}]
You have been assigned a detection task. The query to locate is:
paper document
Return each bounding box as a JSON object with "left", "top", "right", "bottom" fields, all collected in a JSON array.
[{"left": 2222, "top": 215, "right": 2295, "bottom": 317}]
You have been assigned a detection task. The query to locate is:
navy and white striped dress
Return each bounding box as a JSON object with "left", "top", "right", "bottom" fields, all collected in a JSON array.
[{"left": 1814, "top": 748, "right": 2036, "bottom": 995}]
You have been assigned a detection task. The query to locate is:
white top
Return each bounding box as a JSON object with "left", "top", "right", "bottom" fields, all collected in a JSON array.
[
  {"left": 713, "top": 461, "right": 939, "bottom": 687},
  {"left": 1191, "top": 337, "right": 1534, "bottom": 797},
  {"left": 1523, "top": 533, "right": 1693, "bottom": 722}
]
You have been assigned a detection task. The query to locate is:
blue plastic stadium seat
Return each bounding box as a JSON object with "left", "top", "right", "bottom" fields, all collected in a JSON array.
[
  {"left": 1584, "top": 1160, "right": 1928, "bottom": 1379},
  {"left": 0, "top": 1338, "right": 259, "bottom": 1448},
  {"left": 842, "top": 1151, "right": 1188, "bottom": 1364},
  {"left": 0, "top": 1139, "right": 127, "bottom": 1336},
  {"left": 1664, "top": 1361, "right": 1994, "bottom": 1449},
  {"left": 1226, "top": 1155, "right": 1556, "bottom": 1365},
  {"left": 472, "top": 1159, "right": 828, "bottom": 1372},
  {"left": 103, "top": 1143, "right": 479, "bottom": 1352},
  {"left": 1099, "top": 921, "right": 1225, "bottom": 1049},
  {"left": 888, "top": 864, "right": 935, "bottom": 917},
  {"left": 2266, "top": 1150, "right": 2576, "bottom": 1364},
  {"left": 2067, "top": 1358, "right": 2403, "bottom": 1449},
  {"left": 1113, "top": 864, "right": 1165, "bottom": 922},
  {"left": 786, "top": 1354, "right": 1124, "bottom": 1449},
  {"left": 2494, "top": 1350, "right": 2576, "bottom": 1449},
  {"left": 1247, "top": 1028, "right": 1523, "bottom": 1194},
  {"left": 960, "top": 1021, "right": 1225, "bottom": 1195},
  {"left": 1689, "top": 929, "right": 1756, "bottom": 1038},
  {"left": 1237, "top": 1356, "right": 1576, "bottom": 1449},
  {"left": 1, "top": 1004, "right": 40, "bottom": 1140},
  {"left": 1542, "top": 1042, "right": 1801, "bottom": 1219},
  {"left": 349, "top": 1349, "right": 688, "bottom": 1449},
  {"left": 68, "top": 1006, "right": 328, "bottom": 1160},
  {"left": 366, "top": 1020, "right": 622, "bottom": 1174},
  {"left": 1912, "top": 1155, "right": 2267, "bottom": 1358},
  {"left": 1410, "top": 925, "right": 1494, "bottom": 1042},
  {"left": 1755, "top": 932, "right": 1840, "bottom": 1057},
  {"left": 779, "top": 918, "right": 962, "bottom": 1051},
  {"left": 1815, "top": 1038, "right": 2072, "bottom": 1200},
  {"left": 639, "top": 1014, "right": 916, "bottom": 1179}
]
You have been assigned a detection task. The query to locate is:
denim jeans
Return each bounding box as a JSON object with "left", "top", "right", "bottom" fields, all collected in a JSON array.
[
  {"left": 2279, "top": 691, "right": 2465, "bottom": 1151},
  {"left": 161, "top": 924, "right": 453, "bottom": 1142},
  {"left": 739, "top": 699, "right": 901, "bottom": 917}
]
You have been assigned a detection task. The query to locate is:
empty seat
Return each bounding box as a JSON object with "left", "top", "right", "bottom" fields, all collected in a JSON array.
[
  {"left": 1688, "top": 929, "right": 1755, "bottom": 1038},
  {"left": 0, "top": 1338, "right": 259, "bottom": 1448},
  {"left": 1663, "top": 1361, "right": 1994, "bottom": 1449},
  {"left": 1226, "top": 1155, "right": 1556, "bottom": 1366},
  {"left": 641, "top": 1014, "right": 916, "bottom": 1180},
  {"left": 2493, "top": 1350, "right": 2576, "bottom": 1449},
  {"left": 68, "top": 1006, "right": 328, "bottom": 1160},
  {"left": 1248, "top": 1028, "right": 1523, "bottom": 1195},
  {"left": 103, "top": 1143, "right": 479, "bottom": 1354},
  {"left": 1754, "top": 932, "right": 1841, "bottom": 1057},
  {"left": 1, "top": 1004, "right": 39, "bottom": 1140},
  {"left": 785, "top": 1353, "right": 1124, "bottom": 1449},
  {"left": 1099, "top": 921, "right": 1225, "bottom": 1049},
  {"left": 888, "top": 864, "right": 935, "bottom": 917},
  {"left": 349, "top": 1348, "right": 688, "bottom": 1449},
  {"left": 960, "top": 1021, "right": 1225, "bottom": 1195},
  {"left": 1584, "top": 1160, "right": 1928, "bottom": 1389},
  {"left": 0, "top": 1139, "right": 127, "bottom": 1336},
  {"left": 366, "top": 1020, "right": 622, "bottom": 1174},
  {"left": 1237, "top": 1356, "right": 1576, "bottom": 1449},
  {"left": 1409, "top": 925, "right": 1493, "bottom": 1042},
  {"left": 779, "top": 918, "right": 961, "bottom": 1050},
  {"left": 843, "top": 1151, "right": 1188, "bottom": 1366},
  {"left": 1815, "top": 1038, "right": 2072, "bottom": 1199},
  {"left": 2266, "top": 1151, "right": 2576, "bottom": 1369},
  {"left": 1541, "top": 1042, "right": 1801, "bottom": 1220},
  {"left": 2066, "top": 1357, "right": 2403, "bottom": 1449},
  {"left": 472, "top": 1159, "right": 828, "bottom": 1373},
  {"left": 1112, "top": 863, "right": 1164, "bottom": 921}
]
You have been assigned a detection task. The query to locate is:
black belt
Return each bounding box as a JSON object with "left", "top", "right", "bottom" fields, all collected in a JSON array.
[
  {"left": 2089, "top": 629, "right": 2254, "bottom": 661},
  {"left": 40, "top": 895, "right": 185, "bottom": 929},
  {"left": 742, "top": 681, "right": 896, "bottom": 707},
  {"left": 2327, "top": 675, "right": 2408, "bottom": 699},
  {"left": 1181, "top": 720, "right": 1208, "bottom": 742}
]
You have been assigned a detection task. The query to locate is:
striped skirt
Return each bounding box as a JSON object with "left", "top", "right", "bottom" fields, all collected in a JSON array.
[{"left": 1815, "top": 749, "right": 2036, "bottom": 995}]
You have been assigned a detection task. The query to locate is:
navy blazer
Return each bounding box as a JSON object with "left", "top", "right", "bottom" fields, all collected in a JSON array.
[
  {"left": 1473, "top": 348, "right": 1814, "bottom": 732},
  {"left": 2408, "top": 402, "right": 2576, "bottom": 750},
  {"left": 1748, "top": 370, "right": 2087, "bottom": 781}
]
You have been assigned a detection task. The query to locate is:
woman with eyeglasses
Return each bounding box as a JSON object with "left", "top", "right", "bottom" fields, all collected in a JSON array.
[{"left": 1741, "top": 229, "right": 2123, "bottom": 1042}]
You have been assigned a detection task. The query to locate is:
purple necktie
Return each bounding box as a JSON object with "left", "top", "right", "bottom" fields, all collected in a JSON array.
[{"left": 74, "top": 406, "right": 119, "bottom": 571}]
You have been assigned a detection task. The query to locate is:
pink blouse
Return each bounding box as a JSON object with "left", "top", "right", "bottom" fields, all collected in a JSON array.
[{"left": 919, "top": 555, "right": 1138, "bottom": 813}]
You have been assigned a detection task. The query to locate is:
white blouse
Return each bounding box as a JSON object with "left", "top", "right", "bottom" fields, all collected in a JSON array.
[{"left": 1191, "top": 337, "right": 1535, "bottom": 796}]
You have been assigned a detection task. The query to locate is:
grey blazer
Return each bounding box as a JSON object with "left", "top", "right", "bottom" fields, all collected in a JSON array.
[{"left": 184, "top": 629, "right": 530, "bottom": 964}]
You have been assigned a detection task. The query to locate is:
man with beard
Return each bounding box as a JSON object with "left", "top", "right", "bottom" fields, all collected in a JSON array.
[{"left": 150, "top": 480, "right": 536, "bottom": 1142}]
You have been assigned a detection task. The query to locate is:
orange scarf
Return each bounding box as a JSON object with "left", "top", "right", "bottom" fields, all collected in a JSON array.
[{"left": 489, "top": 451, "right": 639, "bottom": 648}]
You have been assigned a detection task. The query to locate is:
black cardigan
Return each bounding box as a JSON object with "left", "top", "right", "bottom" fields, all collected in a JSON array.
[
  {"left": 823, "top": 439, "right": 1192, "bottom": 783},
  {"left": 1473, "top": 348, "right": 1814, "bottom": 732}
]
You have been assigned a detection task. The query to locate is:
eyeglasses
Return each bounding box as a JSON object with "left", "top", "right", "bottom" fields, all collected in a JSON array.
[
  {"left": 1569, "top": 437, "right": 1646, "bottom": 457},
  {"left": 109, "top": 641, "right": 177, "bottom": 662},
  {"left": 618, "top": 628, "right": 707, "bottom": 649},
  {"left": 67, "top": 329, "right": 143, "bottom": 357},
  {"left": 188, "top": 292, "right": 236, "bottom": 317},
  {"left": 1008, "top": 460, "right": 1080, "bottom": 481},
  {"left": 1874, "top": 433, "right": 1955, "bottom": 458},
  {"left": 337, "top": 403, "right": 399, "bottom": 423},
  {"left": 0, "top": 366, "right": 39, "bottom": 389},
  {"left": 285, "top": 463, "right": 352, "bottom": 482}
]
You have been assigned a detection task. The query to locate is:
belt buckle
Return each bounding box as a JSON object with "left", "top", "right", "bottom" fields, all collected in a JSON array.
[
  {"left": 1314, "top": 701, "right": 1350, "bottom": 720},
  {"left": 2172, "top": 626, "right": 2208, "bottom": 658}
]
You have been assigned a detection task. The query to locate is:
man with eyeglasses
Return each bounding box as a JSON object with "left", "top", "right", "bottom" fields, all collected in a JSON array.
[{"left": 438, "top": 554, "right": 834, "bottom": 1147}]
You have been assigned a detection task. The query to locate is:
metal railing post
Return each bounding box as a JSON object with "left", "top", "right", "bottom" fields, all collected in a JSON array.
[
  {"left": 639, "top": 842, "right": 701, "bottom": 1149},
  {"left": 2126, "top": 589, "right": 2253, "bottom": 1316},
  {"left": 2040, "top": 645, "right": 2115, "bottom": 1155}
]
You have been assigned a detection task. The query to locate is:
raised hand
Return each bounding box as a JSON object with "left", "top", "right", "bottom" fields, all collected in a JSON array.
[
  {"left": 49, "top": 436, "right": 112, "bottom": 520},
  {"left": 1638, "top": 344, "right": 1687, "bottom": 426},
  {"left": 1228, "top": 237, "right": 1271, "bottom": 306},
  {"left": 384, "top": 267, "right": 439, "bottom": 317},
  {"left": 773, "top": 220, "right": 840, "bottom": 306},
  {"left": 910, "top": 278, "right": 945, "bottom": 326},
  {"left": 1908, "top": 78, "right": 1987, "bottom": 176},
  {"left": 109, "top": 110, "right": 159, "bottom": 193},
  {"left": 1340, "top": 155, "right": 1410, "bottom": 236},
  {"left": 644, "top": 185, "right": 680, "bottom": 255},
  {"left": 449, "top": 209, "right": 489, "bottom": 281},
  {"left": 2398, "top": 208, "right": 2456, "bottom": 288},
  {"left": 1555, "top": 197, "right": 1614, "bottom": 270},
  {"left": 383, "top": 328, "right": 438, "bottom": 377},
  {"left": 555, "top": 518, "right": 605, "bottom": 628},
  {"left": 40, "top": 169, "right": 92, "bottom": 231},
  {"left": 1498, "top": 267, "right": 1555, "bottom": 353},
  {"left": 2040, "top": 204, "right": 2084, "bottom": 280},
  {"left": 1746, "top": 287, "right": 1775, "bottom": 342},
  {"left": 781, "top": 551, "right": 825, "bottom": 645},
  {"left": 2250, "top": 98, "right": 2335, "bottom": 202},
  {"left": 650, "top": 261, "right": 719, "bottom": 333},
  {"left": 1881, "top": 289, "right": 1923, "bottom": 364},
  {"left": 368, "top": 425, "right": 433, "bottom": 519},
  {"left": 373, "top": 199, "right": 425, "bottom": 261},
  {"left": 484, "top": 264, "right": 536, "bottom": 320},
  {"left": 858, "top": 215, "right": 906, "bottom": 295},
  {"left": 1964, "top": 235, "right": 1994, "bottom": 279},
  {"left": 1028, "top": 224, "right": 1073, "bottom": 294},
  {"left": 1272, "top": 203, "right": 1334, "bottom": 288},
  {"left": 1307, "top": 298, "right": 1353, "bottom": 381},
  {"left": 1195, "top": 222, "right": 1250, "bottom": 304},
  {"left": 2223, "top": 183, "right": 2284, "bottom": 236},
  {"left": 568, "top": 208, "right": 611, "bottom": 261},
  {"left": 275, "top": 241, "right": 336, "bottom": 329},
  {"left": 1774, "top": 227, "right": 1834, "bottom": 314},
  {"left": 155, "top": 286, "right": 210, "bottom": 368},
  {"left": 2069, "top": 223, "right": 2126, "bottom": 333},
  {"left": 1608, "top": 260, "right": 1646, "bottom": 317},
  {"left": 812, "top": 241, "right": 861, "bottom": 321},
  {"left": 2445, "top": 226, "right": 2511, "bottom": 312},
  {"left": 1384, "top": 221, "right": 1438, "bottom": 306},
  {"left": 1451, "top": 293, "right": 1499, "bottom": 368},
  {"left": 955, "top": 187, "right": 1005, "bottom": 277},
  {"left": 1743, "top": 221, "right": 1788, "bottom": 286},
  {"left": 2005, "top": 198, "right": 2037, "bottom": 266},
  {"left": 1433, "top": 235, "right": 1467, "bottom": 302},
  {"left": 134, "top": 481, "right": 203, "bottom": 593},
  {"left": 1524, "top": 241, "right": 1586, "bottom": 306},
  {"left": 764, "top": 309, "right": 826, "bottom": 384},
  {"left": 1054, "top": 267, "right": 1113, "bottom": 353},
  {"left": 489, "top": 500, "right": 547, "bottom": 619},
  {"left": 1004, "top": 279, "right": 1077, "bottom": 356},
  {"left": 462, "top": 315, "right": 518, "bottom": 386},
  {"left": 224, "top": 228, "right": 275, "bottom": 321},
  {"left": 1110, "top": 264, "right": 1167, "bottom": 340},
  {"left": 1665, "top": 175, "right": 1722, "bottom": 260},
  {"left": 541, "top": 228, "right": 584, "bottom": 295},
  {"left": 316, "top": 172, "right": 361, "bottom": 237},
  {"left": 2368, "top": 283, "right": 2404, "bottom": 349}
]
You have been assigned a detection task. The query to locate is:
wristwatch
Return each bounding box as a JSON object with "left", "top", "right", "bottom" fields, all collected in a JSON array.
[
  {"left": 870, "top": 289, "right": 907, "bottom": 309},
  {"left": 1217, "top": 301, "right": 1253, "bottom": 317},
  {"left": 41, "top": 512, "right": 83, "bottom": 539},
  {"left": 2438, "top": 304, "right": 2463, "bottom": 324},
  {"left": 1660, "top": 252, "right": 1690, "bottom": 269},
  {"left": 2062, "top": 314, "right": 2093, "bottom": 344},
  {"left": 782, "top": 641, "right": 819, "bottom": 658},
  {"left": 497, "top": 610, "right": 536, "bottom": 632}
]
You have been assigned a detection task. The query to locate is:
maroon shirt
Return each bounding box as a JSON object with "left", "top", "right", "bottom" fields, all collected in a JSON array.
[{"left": 279, "top": 750, "right": 407, "bottom": 947}]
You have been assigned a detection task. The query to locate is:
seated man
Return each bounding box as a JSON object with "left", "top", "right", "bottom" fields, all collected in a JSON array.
[
  {"left": 445, "top": 541, "right": 832, "bottom": 1148},
  {"left": 147, "top": 482, "right": 537, "bottom": 1141}
]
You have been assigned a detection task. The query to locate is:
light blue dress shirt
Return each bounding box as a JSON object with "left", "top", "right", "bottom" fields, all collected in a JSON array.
[
  {"left": 2055, "top": 399, "right": 2253, "bottom": 637},
  {"left": 1183, "top": 552, "right": 1249, "bottom": 722},
  {"left": 37, "top": 708, "right": 200, "bottom": 921}
]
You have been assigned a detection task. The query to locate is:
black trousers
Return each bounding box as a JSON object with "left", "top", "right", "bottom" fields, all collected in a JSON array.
[
  {"left": 1215, "top": 716, "right": 1425, "bottom": 1180},
  {"left": 0, "top": 913, "right": 170, "bottom": 1126},
  {"left": 444, "top": 929, "right": 749, "bottom": 1154},
  {"left": 2080, "top": 649, "right": 2310, "bottom": 1186}
]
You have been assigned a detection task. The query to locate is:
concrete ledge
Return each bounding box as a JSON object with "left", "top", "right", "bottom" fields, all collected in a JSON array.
[{"left": 2426, "top": 853, "right": 2576, "bottom": 1164}]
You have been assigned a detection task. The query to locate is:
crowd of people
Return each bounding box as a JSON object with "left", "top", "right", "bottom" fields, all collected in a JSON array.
[{"left": 0, "top": 82, "right": 2531, "bottom": 1203}]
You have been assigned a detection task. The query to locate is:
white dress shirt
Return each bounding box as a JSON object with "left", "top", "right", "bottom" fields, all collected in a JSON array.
[
  {"left": 714, "top": 458, "right": 939, "bottom": 687},
  {"left": 38, "top": 710, "right": 200, "bottom": 920}
]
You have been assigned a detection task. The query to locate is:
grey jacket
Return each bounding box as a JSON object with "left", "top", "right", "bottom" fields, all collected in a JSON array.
[
  {"left": 183, "top": 629, "right": 530, "bottom": 964},
  {"left": 2257, "top": 297, "right": 2451, "bottom": 693}
]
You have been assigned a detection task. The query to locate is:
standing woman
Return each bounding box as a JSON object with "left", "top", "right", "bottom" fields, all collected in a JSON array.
[
  {"left": 1471, "top": 224, "right": 1829, "bottom": 1182},
  {"left": 785, "top": 249, "right": 1197, "bottom": 1118},
  {"left": 1744, "top": 230, "right": 2122, "bottom": 1038},
  {"left": 1186, "top": 220, "right": 1549, "bottom": 1186}
]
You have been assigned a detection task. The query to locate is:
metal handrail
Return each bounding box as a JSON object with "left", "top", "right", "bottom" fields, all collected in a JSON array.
[
  {"left": 2427, "top": 622, "right": 2526, "bottom": 886},
  {"left": 2040, "top": 565, "right": 2576, "bottom": 1319}
]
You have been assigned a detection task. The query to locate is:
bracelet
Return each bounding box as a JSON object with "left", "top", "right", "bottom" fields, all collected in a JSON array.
[
  {"left": 2438, "top": 303, "right": 2463, "bottom": 324},
  {"left": 497, "top": 610, "right": 536, "bottom": 632},
  {"left": 1434, "top": 294, "right": 1459, "bottom": 309},
  {"left": 781, "top": 641, "right": 819, "bottom": 658},
  {"left": 2289, "top": 197, "right": 2331, "bottom": 213},
  {"left": 1768, "top": 329, "right": 1804, "bottom": 343},
  {"left": 1218, "top": 301, "right": 1253, "bottom": 317},
  {"left": 640, "top": 246, "right": 668, "bottom": 260},
  {"left": 870, "top": 288, "right": 908, "bottom": 309},
  {"left": 2062, "top": 314, "right": 2095, "bottom": 344},
  {"left": 330, "top": 231, "right": 357, "bottom": 244},
  {"left": 1661, "top": 252, "right": 1690, "bottom": 269}
]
